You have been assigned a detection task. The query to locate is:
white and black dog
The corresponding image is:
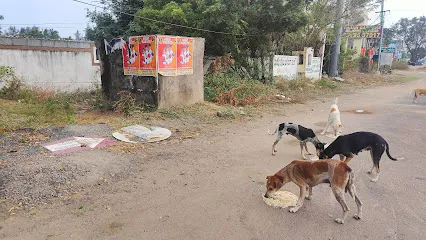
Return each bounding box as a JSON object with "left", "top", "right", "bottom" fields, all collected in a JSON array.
[{"left": 269, "top": 122, "right": 325, "bottom": 159}]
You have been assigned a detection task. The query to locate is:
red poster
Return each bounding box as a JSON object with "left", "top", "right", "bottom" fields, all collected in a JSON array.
[
  {"left": 177, "top": 37, "right": 194, "bottom": 75},
  {"left": 123, "top": 36, "right": 141, "bottom": 76},
  {"left": 157, "top": 36, "right": 177, "bottom": 76},
  {"left": 138, "top": 35, "right": 157, "bottom": 76}
]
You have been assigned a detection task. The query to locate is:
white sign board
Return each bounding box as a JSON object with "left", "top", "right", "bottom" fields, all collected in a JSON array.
[
  {"left": 273, "top": 55, "right": 298, "bottom": 80},
  {"left": 305, "top": 57, "right": 322, "bottom": 80},
  {"left": 380, "top": 52, "right": 393, "bottom": 66}
]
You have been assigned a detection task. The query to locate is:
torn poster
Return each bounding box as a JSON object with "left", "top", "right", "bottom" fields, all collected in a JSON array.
[{"left": 104, "top": 38, "right": 126, "bottom": 55}]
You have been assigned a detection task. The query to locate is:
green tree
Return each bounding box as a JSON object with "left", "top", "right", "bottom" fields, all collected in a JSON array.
[
  {"left": 74, "top": 30, "right": 83, "bottom": 40},
  {"left": 85, "top": 0, "right": 145, "bottom": 41},
  {"left": 394, "top": 16, "right": 426, "bottom": 62},
  {"left": 5, "top": 26, "right": 19, "bottom": 37},
  {"left": 0, "top": 15, "right": 4, "bottom": 34}
]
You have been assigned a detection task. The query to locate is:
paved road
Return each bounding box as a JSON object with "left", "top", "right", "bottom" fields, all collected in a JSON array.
[{"left": 1, "top": 78, "right": 426, "bottom": 240}]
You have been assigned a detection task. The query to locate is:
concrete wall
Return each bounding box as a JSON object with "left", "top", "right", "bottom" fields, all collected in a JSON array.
[
  {"left": 0, "top": 37, "right": 100, "bottom": 91},
  {"left": 157, "top": 38, "right": 205, "bottom": 109}
]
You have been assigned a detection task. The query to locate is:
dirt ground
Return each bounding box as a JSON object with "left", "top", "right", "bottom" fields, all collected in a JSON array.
[{"left": 1, "top": 73, "right": 426, "bottom": 240}]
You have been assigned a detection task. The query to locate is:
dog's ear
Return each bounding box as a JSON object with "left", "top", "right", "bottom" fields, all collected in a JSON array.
[{"left": 266, "top": 176, "right": 270, "bottom": 180}]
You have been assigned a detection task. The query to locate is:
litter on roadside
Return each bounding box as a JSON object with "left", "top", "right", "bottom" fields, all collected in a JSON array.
[
  {"left": 42, "top": 136, "right": 116, "bottom": 154},
  {"left": 112, "top": 125, "right": 172, "bottom": 144}
]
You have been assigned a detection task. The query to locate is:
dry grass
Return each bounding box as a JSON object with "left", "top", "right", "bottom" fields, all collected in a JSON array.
[{"left": 0, "top": 70, "right": 421, "bottom": 133}]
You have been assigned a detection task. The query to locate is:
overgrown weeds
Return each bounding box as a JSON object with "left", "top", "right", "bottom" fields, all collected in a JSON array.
[
  {"left": 204, "top": 72, "right": 272, "bottom": 106},
  {"left": 392, "top": 61, "right": 409, "bottom": 70}
]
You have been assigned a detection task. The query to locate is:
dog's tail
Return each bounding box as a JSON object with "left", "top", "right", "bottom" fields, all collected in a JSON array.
[
  {"left": 268, "top": 127, "right": 278, "bottom": 135},
  {"left": 345, "top": 169, "right": 354, "bottom": 195},
  {"left": 333, "top": 97, "right": 338, "bottom": 104},
  {"left": 385, "top": 142, "right": 404, "bottom": 161}
]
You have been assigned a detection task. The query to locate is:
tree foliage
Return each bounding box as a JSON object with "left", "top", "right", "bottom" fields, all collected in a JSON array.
[
  {"left": 85, "top": 0, "right": 378, "bottom": 77},
  {"left": 85, "top": 0, "right": 145, "bottom": 41},
  {"left": 394, "top": 16, "right": 426, "bottom": 62},
  {"left": 1, "top": 26, "right": 61, "bottom": 40},
  {"left": 0, "top": 15, "right": 4, "bottom": 34}
]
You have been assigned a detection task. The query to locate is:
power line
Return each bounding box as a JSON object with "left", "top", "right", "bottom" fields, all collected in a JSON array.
[{"left": 69, "top": 0, "right": 264, "bottom": 37}]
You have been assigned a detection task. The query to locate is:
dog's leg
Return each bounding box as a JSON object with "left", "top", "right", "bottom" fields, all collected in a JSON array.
[
  {"left": 305, "top": 186, "right": 313, "bottom": 200},
  {"left": 368, "top": 150, "right": 375, "bottom": 174},
  {"left": 304, "top": 142, "right": 312, "bottom": 155},
  {"left": 289, "top": 185, "right": 307, "bottom": 213},
  {"left": 348, "top": 183, "right": 363, "bottom": 220},
  {"left": 343, "top": 153, "right": 354, "bottom": 163},
  {"left": 333, "top": 188, "right": 350, "bottom": 224},
  {"left": 371, "top": 147, "right": 384, "bottom": 182},
  {"left": 321, "top": 121, "right": 330, "bottom": 135},
  {"left": 272, "top": 132, "right": 283, "bottom": 156},
  {"left": 300, "top": 142, "right": 307, "bottom": 160}
]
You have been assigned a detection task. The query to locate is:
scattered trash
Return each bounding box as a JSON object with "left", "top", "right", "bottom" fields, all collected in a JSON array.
[
  {"left": 274, "top": 94, "right": 292, "bottom": 103},
  {"left": 112, "top": 125, "right": 172, "bottom": 143},
  {"left": 275, "top": 94, "right": 286, "bottom": 100},
  {"left": 333, "top": 77, "right": 345, "bottom": 82},
  {"left": 42, "top": 136, "right": 115, "bottom": 154},
  {"left": 217, "top": 111, "right": 225, "bottom": 117},
  {"left": 252, "top": 179, "right": 257, "bottom": 183},
  {"left": 112, "top": 132, "right": 139, "bottom": 143},
  {"left": 355, "top": 109, "right": 364, "bottom": 113}
]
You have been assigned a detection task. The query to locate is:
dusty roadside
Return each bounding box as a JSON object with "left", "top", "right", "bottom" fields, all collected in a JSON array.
[{"left": 0, "top": 70, "right": 425, "bottom": 240}]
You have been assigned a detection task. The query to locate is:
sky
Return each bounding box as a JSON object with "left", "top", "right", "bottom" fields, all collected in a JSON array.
[{"left": 0, "top": 0, "right": 426, "bottom": 38}]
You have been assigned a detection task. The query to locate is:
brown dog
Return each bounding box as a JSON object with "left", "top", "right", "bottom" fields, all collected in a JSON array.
[
  {"left": 413, "top": 88, "right": 426, "bottom": 103},
  {"left": 265, "top": 159, "right": 363, "bottom": 224}
]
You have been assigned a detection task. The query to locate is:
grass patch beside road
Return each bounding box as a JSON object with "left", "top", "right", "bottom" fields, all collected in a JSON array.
[{"left": 0, "top": 66, "right": 422, "bottom": 133}]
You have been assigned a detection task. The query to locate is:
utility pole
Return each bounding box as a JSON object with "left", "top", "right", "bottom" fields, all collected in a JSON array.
[
  {"left": 377, "top": 0, "right": 385, "bottom": 72},
  {"left": 330, "top": 0, "right": 344, "bottom": 77}
]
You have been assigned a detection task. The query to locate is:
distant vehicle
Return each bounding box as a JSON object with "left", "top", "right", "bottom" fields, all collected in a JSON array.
[{"left": 408, "top": 60, "right": 424, "bottom": 66}]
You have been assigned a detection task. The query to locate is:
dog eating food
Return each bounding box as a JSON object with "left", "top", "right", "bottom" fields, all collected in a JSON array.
[
  {"left": 269, "top": 122, "right": 325, "bottom": 160},
  {"left": 265, "top": 159, "right": 363, "bottom": 224},
  {"left": 262, "top": 191, "right": 298, "bottom": 208}
]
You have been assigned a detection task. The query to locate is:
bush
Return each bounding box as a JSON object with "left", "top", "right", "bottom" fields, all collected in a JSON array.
[
  {"left": 358, "top": 56, "right": 370, "bottom": 73},
  {"left": 204, "top": 72, "right": 271, "bottom": 106},
  {"left": 392, "top": 61, "right": 409, "bottom": 70}
]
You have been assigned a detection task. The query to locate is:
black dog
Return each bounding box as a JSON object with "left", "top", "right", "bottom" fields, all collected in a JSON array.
[
  {"left": 269, "top": 122, "right": 325, "bottom": 159},
  {"left": 318, "top": 131, "right": 403, "bottom": 182}
]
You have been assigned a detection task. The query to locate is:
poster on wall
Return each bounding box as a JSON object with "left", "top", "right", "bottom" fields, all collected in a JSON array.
[
  {"left": 273, "top": 55, "right": 298, "bottom": 80},
  {"left": 177, "top": 37, "right": 194, "bottom": 75},
  {"left": 138, "top": 35, "right": 157, "bottom": 76},
  {"left": 157, "top": 35, "right": 177, "bottom": 76},
  {"left": 122, "top": 36, "right": 141, "bottom": 76}
]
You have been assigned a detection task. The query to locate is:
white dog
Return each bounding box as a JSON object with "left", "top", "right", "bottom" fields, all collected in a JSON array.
[{"left": 321, "top": 98, "right": 342, "bottom": 137}]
